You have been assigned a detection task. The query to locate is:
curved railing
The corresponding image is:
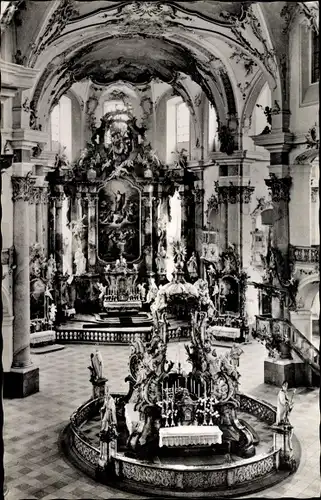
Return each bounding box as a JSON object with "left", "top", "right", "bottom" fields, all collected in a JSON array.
[
  {"left": 255, "top": 315, "right": 320, "bottom": 376},
  {"left": 66, "top": 392, "right": 281, "bottom": 491}
]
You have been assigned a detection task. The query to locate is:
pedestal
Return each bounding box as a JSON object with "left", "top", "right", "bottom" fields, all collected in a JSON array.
[
  {"left": 4, "top": 366, "right": 39, "bottom": 398},
  {"left": 264, "top": 358, "right": 307, "bottom": 388},
  {"left": 92, "top": 377, "right": 107, "bottom": 399}
]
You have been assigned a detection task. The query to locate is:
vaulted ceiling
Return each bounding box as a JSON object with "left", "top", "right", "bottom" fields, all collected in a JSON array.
[{"left": 1, "top": 1, "right": 319, "bottom": 128}]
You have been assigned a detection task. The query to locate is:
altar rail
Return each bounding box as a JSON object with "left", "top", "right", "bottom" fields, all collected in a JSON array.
[
  {"left": 56, "top": 328, "right": 152, "bottom": 344},
  {"left": 65, "top": 392, "right": 285, "bottom": 494}
]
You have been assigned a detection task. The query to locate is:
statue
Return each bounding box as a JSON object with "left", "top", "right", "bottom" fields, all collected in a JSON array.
[
  {"left": 187, "top": 252, "right": 198, "bottom": 278},
  {"left": 276, "top": 381, "right": 296, "bottom": 425},
  {"left": 137, "top": 283, "right": 146, "bottom": 302},
  {"left": 96, "top": 282, "right": 107, "bottom": 300},
  {"left": 74, "top": 247, "right": 87, "bottom": 275},
  {"left": 90, "top": 349, "right": 104, "bottom": 381},
  {"left": 48, "top": 303, "right": 57, "bottom": 324},
  {"left": 100, "top": 384, "right": 118, "bottom": 434},
  {"left": 146, "top": 277, "right": 158, "bottom": 304},
  {"left": 156, "top": 245, "right": 167, "bottom": 274},
  {"left": 46, "top": 254, "right": 57, "bottom": 283},
  {"left": 229, "top": 343, "right": 244, "bottom": 368}
]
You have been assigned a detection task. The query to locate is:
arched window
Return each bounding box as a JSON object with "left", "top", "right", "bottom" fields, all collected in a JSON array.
[
  {"left": 311, "top": 30, "right": 319, "bottom": 84},
  {"left": 253, "top": 83, "right": 272, "bottom": 137},
  {"left": 208, "top": 103, "right": 218, "bottom": 152},
  {"left": 166, "top": 96, "right": 190, "bottom": 163},
  {"left": 176, "top": 101, "right": 190, "bottom": 146},
  {"left": 50, "top": 95, "right": 72, "bottom": 161},
  {"left": 103, "top": 99, "right": 129, "bottom": 145}
]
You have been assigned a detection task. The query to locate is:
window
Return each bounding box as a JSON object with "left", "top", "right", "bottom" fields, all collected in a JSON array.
[
  {"left": 166, "top": 96, "right": 190, "bottom": 163},
  {"left": 311, "top": 31, "right": 319, "bottom": 83},
  {"left": 176, "top": 102, "right": 190, "bottom": 143},
  {"left": 50, "top": 95, "right": 72, "bottom": 161}
]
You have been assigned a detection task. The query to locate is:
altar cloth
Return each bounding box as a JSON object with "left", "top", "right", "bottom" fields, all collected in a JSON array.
[{"left": 159, "top": 425, "right": 222, "bottom": 447}]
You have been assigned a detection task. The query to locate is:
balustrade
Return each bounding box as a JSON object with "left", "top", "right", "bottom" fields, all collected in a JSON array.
[{"left": 291, "top": 245, "right": 319, "bottom": 263}]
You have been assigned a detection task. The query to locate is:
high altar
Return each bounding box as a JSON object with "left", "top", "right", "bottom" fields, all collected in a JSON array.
[{"left": 35, "top": 102, "right": 249, "bottom": 341}]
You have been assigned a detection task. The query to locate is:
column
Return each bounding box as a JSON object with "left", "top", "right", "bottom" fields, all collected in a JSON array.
[
  {"left": 193, "top": 179, "right": 204, "bottom": 258},
  {"left": 87, "top": 191, "right": 97, "bottom": 269},
  {"left": 289, "top": 164, "right": 312, "bottom": 246},
  {"left": 54, "top": 187, "right": 65, "bottom": 275},
  {"left": 143, "top": 184, "right": 154, "bottom": 274},
  {"left": 48, "top": 197, "right": 56, "bottom": 256},
  {"left": 4, "top": 171, "right": 40, "bottom": 398}
]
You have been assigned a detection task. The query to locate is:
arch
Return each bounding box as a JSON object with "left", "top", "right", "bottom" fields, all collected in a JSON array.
[
  {"left": 293, "top": 148, "right": 320, "bottom": 165},
  {"left": 297, "top": 273, "right": 320, "bottom": 310},
  {"left": 240, "top": 72, "right": 268, "bottom": 133}
]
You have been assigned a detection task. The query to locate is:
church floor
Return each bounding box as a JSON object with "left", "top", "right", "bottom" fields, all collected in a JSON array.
[{"left": 3, "top": 341, "right": 320, "bottom": 500}]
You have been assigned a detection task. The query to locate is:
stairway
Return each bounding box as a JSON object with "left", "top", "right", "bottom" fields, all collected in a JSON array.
[{"left": 255, "top": 315, "right": 320, "bottom": 378}]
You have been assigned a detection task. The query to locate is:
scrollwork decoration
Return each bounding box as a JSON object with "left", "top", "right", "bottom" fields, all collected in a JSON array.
[
  {"left": 220, "top": 5, "right": 277, "bottom": 88},
  {"left": 12, "top": 172, "right": 35, "bottom": 202},
  {"left": 214, "top": 181, "right": 254, "bottom": 204},
  {"left": 265, "top": 174, "right": 292, "bottom": 203}
]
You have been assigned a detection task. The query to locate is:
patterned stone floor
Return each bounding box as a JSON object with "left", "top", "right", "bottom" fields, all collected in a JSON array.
[{"left": 3, "top": 340, "right": 320, "bottom": 499}]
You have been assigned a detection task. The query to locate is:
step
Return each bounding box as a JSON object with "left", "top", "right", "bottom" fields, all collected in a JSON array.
[{"left": 31, "top": 344, "right": 65, "bottom": 354}]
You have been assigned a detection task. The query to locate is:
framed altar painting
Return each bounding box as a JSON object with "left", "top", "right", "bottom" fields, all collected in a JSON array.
[{"left": 98, "top": 178, "right": 141, "bottom": 262}]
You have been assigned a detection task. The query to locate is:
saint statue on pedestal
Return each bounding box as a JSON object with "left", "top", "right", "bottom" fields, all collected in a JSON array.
[
  {"left": 156, "top": 245, "right": 167, "bottom": 274},
  {"left": 276, "top": 381, "right": 295, "bottom": 425},
  {"left": 74, "top": 247, "right": 87, "bottom": 275},
  {"left": 187, "top": 252, "right": 198, "bottom": 278}
]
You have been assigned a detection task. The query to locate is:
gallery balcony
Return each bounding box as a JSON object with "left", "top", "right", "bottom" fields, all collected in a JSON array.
[{"left": 291, "top": 245, "right": 320, "bottom": 264}]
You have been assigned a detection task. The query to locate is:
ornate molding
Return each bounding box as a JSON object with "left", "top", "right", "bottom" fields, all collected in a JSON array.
[
  {"left": 311, "top": 187, "right": 319, "bottom": 203},
  {"left": 220, "top": 5, "right": 277, "bottom": 87},
  {"left": 214, "top": 181, "right": 255, "bottom": 204},
  {"left": 192, "top": 186, "right": 204, "bottom": 204},
  {"left": 229, "top": 46, "right": 258, "bottom": 76},
  {"left": 103, "top": 2, "right": 192, "bottom": 35},
  {"left": 29, "top": 0, "right": 79, "bottom": 62},
  {"left": 265, "top": 174, "right": 292, "bottom": 203},
  {"left": 11, "top": 172, "right": 35, "bottom": 202}
]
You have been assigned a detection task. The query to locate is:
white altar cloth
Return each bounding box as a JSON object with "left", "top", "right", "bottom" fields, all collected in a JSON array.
[
  {"left": 212, "top": 325, "right": 240, "bottom": 339},
  {"left": 159, "top": 425, "right": 222, "bottom": 448}
]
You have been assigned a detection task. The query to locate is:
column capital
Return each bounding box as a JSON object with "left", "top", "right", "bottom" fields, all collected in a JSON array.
[
  {"left": 11, "top": 172, "right": 36, "bottom": 202},
  {"left": 214, "top": 181, "right": 255, "bottom": 204},
  {"left": 264, "top": 174, "right": 292, "bottom": 203},
  {"left": 311, "top": 187, "right": 319, "bottom": 203}
]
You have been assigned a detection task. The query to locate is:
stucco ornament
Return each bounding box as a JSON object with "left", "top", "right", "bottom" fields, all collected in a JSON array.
[
  {"left": 220, "top": 5, "right": 278, "bottom": 87},
  {"left": 103, "top": 2, "right": 191, "bottom": 35}
]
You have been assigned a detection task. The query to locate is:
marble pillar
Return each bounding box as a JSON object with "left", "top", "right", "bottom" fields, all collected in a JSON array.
[
  {"left": 87, "top": 192, "right": 97, "bottom": 269},
  {"left": 193, "top": 180, "right": 204, "bottom": 256},
  {"left": 55, "top": 188, "right": 65, "bottom": 275},
  {"left": 4, "top": 172, "right": 39, "bottom": 398}
]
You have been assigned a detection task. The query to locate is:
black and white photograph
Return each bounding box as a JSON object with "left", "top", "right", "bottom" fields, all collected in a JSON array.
[{"left": 0, "top": 1, "right": 319, "bottom": 499}]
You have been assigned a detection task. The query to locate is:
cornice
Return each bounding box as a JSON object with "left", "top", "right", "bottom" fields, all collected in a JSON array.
[
  {"left": 0, "top": 59, "right": 40, "bottom": 91},
  {"left": 251, "top": 131, "right": 294, "bottom": 152}
]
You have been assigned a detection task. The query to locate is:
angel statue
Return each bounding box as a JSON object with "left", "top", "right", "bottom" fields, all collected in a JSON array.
[
  {"left": 137, "top": 283, "right": 146, "bottom": 302},
  {"left": 69, "top": 215, "right": 87, "bottom": 242},
  {"left": 96, "top": 282, "right": 107, "bottom": 300}
]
